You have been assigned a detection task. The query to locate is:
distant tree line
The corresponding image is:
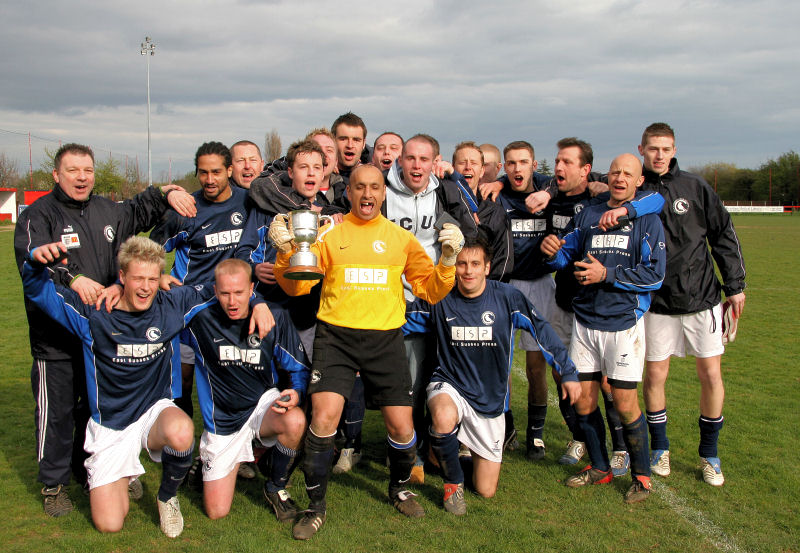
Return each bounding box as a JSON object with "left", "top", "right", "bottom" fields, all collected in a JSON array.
[{"left": 688, "top": 151, "right": 800, "bottom": 205}]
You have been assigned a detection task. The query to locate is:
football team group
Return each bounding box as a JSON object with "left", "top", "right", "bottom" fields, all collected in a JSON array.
[{"left": 15, "top": 113, "right": 746, "bottom": 540}]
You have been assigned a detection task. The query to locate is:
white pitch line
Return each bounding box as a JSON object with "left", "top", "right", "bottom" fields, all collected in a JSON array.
[
  {"left": 511, "top": 365, "right": 745, "bottom": 552},
  {"left": 652, "top": 481, "right": 744, "bottom": 553}
]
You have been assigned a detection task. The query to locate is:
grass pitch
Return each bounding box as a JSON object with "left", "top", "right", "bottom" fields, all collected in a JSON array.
[{"left": 0, "top": 214, "right": 798, "bottom": 552}]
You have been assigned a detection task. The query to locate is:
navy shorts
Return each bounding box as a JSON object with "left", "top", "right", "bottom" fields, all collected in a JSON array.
[{"left": 310, "top": 321, "right": 412, "bottom": 408}]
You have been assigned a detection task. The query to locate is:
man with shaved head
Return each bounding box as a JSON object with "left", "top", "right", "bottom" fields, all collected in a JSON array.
[
  {"left": 540, "top": 153, "right": 666, "bottom": 504},
  {"left": 269, "top": 163, "right": 464, "bottom": 539},
  {"left": 479, "top": 144, "right": 503, "bottom": 184}
]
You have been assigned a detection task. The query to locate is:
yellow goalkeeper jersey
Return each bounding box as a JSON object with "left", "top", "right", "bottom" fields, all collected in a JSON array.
[{"left": 274, "top": 213, "right": 455, "bottom": 330}]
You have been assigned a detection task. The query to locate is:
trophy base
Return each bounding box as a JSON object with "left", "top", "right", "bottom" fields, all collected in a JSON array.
[{"left": 284, "top": 265, "right": 325, "bottom": 281}]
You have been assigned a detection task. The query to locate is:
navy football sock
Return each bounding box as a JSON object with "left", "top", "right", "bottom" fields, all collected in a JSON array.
[
  {"left": 698, "top": 414, "right": 724, "bottom": 458},
  {"left": 265, "top": 440, "right": 298, "bottom": 493},
  {"left": 557, "top": 383, "right": 582, "bottom": 440},
  {"left": 527, "top": 403, "right": 547, "bottom": 441},
  {"left": 622, "top": 413, "right": 651, "bottom": 478},
  {"left": 602, "top": 390, "right": 626, "bottom": 452},
  {"left": 342, "top": 376, "right": 365, "bottom": 451},
  {"left": 578, "top": 408, "right": 609, "bottom": 472},
  {"left": 646, "top": 408, "right": 669, "bottom": 451},
  {"left": 158, "top": 442, "right": 194, "bottom": 502},
  {"left": 429, "top": 426, "right": 464, "bottom": 485},
  {"left": 387, "top": 432, "right": 417, "bottom": 496},
  {"left": 302, "top": 429, "right": 335, "bottom": 512}
]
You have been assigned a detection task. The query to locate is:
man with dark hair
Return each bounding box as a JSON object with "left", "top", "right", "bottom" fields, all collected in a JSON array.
[
  {"left": 495, "top": 140, "right": 559, "bottom": 462},
  {"left": 230, "top": 140, "right": 264, "bottom": 189},
  {"left": 269, "top": 164, "right": 464, "bottom": 539},
  {"left": 151, "top": 141, "right": 250, "bottom": 421},
  {"left": 14, "top": 142, "right": 195, "bottom": 517},
  {"left": 637, "top": 123, "right": 746, "bottom": 486},
  {"left": 405, "top": 237, "right": 579, "bottom": 514},
  {"left": 22, "top": 236, "right": 273, "bottom": 536},
  {"left": 331, "top": 112, "right": 368, "bottom": 183},
  {"left": 186, "top": 258, "right": 309, "bottom": 522},
  {"left": 542, "top": 153, "right": 666, "bottom": 503}
]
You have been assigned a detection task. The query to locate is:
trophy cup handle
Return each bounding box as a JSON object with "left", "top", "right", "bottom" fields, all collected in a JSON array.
[{"left": 317, "top": 214, "right": 335, "bottom": 241}]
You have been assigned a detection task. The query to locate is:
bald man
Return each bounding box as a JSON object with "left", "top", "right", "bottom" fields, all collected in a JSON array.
[
  {"left": 269, "top": 164, "right": 463, "bottom": 539},
  {"left": 540, "top": 154, "right": 666, "bottom": 504}
]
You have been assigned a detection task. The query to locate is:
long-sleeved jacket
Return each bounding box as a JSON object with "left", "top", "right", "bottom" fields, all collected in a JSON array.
[
  {"left": 548, "top": 200, "right": 666, "bottom": 332},
  {"left": 641, "top": 159, "right": 746, "bottom": 315},
  {"left": 14, "top": 184, "right": 171, "bottom": 359},
  {"left": 274, "top": 213, "right": 455, "bottom": 331}
]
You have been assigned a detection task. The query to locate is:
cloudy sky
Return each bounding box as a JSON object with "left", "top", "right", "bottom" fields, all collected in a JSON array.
[{"left": 1, "top": 0, "right": 797, "bottom": 180}]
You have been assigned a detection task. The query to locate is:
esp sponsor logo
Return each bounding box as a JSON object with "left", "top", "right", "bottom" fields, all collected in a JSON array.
[
  {"left": 205, "top": 229, "right": 242, "bottom": 247},
  {"left": 451, "top": 326, "right": 493, "bottom": 341},
  {"left": 219, "top": 346, "right": 261, "bottom": 364},
  {"left": 117, "top": 343, "right": 164, "bottom": 357},
  {"left": 344, "top": 267, "right": 388, "bottom": 284},
  {"left": 591, "top": 235, "right": 630, "bottom": 249},
  {"left": 511, "top": 219, "right": 546, "bottom": 233}
]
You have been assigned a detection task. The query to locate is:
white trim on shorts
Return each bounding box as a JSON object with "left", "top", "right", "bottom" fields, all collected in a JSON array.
[
  {"left": 426, "top": 381, "right": 504, "bottom": 463},
  {"left": 569, "top": 318, "right": 646, "bottom": 383},
  {"left": 84, "top": 398, "right": 175, "bottom": 489},
  {"left": 644, "top": 304, "right": 725, "bottom": 361},
  {"left": 199, "top": 388, "right": 281, "bottom": 481},
  {"left": 511, "top": 275, "right": 558, "bottom": 352}
]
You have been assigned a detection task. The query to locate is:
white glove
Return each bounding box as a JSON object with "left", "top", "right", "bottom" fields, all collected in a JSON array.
[
  {"left": 438, "top": 222, "right": 464, "bottom": 267},
  {"left": 268, "top": 215, "right": 293, "bottom": 254}
]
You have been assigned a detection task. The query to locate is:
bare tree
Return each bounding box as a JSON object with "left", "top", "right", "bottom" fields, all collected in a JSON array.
[
  {"left": 264, "top": 129, "right": 282, "bottom": 163},
  {"left": 0, "top": 153, "right": 20, "bottom": 187}
]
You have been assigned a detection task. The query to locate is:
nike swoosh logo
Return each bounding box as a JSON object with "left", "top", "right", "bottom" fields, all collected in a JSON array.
[
  {"left": 112, "top": 332, "right": 122, "bottom": 336},
  {"left": 446, "top": 317, "right": 456, "bottom": 322},
  {"left": 213, "top": 338, "right": 224, "bottom": 343},
  {"left": 339, "top": 244, "right": 349, "bottom": 249},
  {"left": 201, "top": 223, "right": 212, "bottom": 229},
  {"left": 506, "top": 209, "right": 514, "bottom": 213}
]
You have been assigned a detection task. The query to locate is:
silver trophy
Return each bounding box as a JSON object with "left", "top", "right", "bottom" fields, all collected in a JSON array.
[{"left": 275, "top": 210, "right": 335, "bottom": 280}]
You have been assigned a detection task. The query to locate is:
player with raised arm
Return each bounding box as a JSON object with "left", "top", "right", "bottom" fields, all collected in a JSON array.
[
  {"left": 404, "top": 237, "right": 579, "bottom": 514},
  {"left": 21, "top": 236, "right": 273, "bottom": 536},
  {"left": 269, "top": 164, "right": 463, "bottom": 539}
]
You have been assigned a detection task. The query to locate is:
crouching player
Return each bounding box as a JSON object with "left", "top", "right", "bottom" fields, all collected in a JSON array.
[
  {"left": 185, "top": 259, "right": 310, "bottom": 522},
  {"left": 541, "top": 154, "right": 666, "bottom": 503},
  {"left": 404, "top": 236, "right": 581, "bottom": 515},
  {"left": 22, "top": 237, "right": 273, "bottom": 537}
]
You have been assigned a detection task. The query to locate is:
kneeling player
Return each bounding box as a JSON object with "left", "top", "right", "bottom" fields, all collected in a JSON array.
[
  {"left": 405, "top": 237, "right": 580, "bottom": 514},
  {"left": 22, "top": 237, "right": 273, "bottom": 537},
  {"left": 186, "top": 259, "right": 310, "bottom": 521},
  {"left": 541, "top": 154, "right": 666, "bottom": 503}
]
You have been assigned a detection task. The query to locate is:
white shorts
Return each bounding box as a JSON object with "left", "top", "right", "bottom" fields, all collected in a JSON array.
[
  {"left": 84, "top": 398, "right": 175, "bottom": 489},
  {"left": 548, "top": 305, "right": 573, "bottom": 347},
  {"left": 427, "top": 381, "right": 504, "bottom": 463},
  {"left": 199, "top": 389, "right": 281, "bottom": 481},
  {"left": 569, "top": 318, "right": 646, "bottom": 384},
  {"left": 644, "top": 304, "right": 724, "bottom": 361},
  {"left": 180, "top": 342, "right": 194, "bottom": 365},
  {"left": 511, "top": 276, "right": 558, "bottom": 352}
]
